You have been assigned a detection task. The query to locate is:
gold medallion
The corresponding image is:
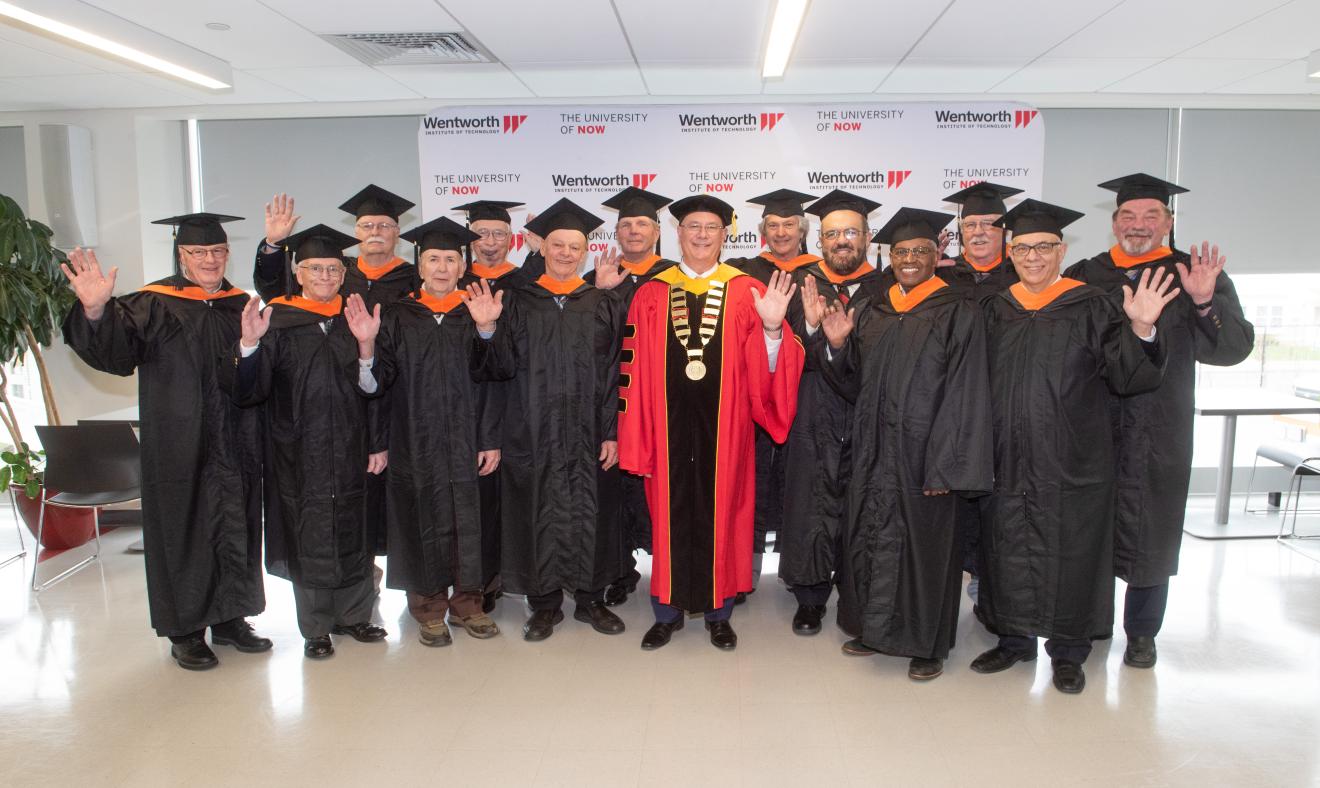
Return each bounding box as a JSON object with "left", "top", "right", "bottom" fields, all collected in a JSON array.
[{"left": 685, "top": 359, "right": 707, "bottom": 380}]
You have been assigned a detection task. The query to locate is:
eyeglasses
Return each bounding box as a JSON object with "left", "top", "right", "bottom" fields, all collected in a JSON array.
[
  {"left": 299, "top": 263, "right": 346, "bottom": 278},
  {"left": 960, "top": 219, "right": 999, "bottom": 231},
  {"left": 474, "top": 229, "right": 511, "bottom": 241},
  {"left": 179, "top": 246, "right": 230, "bottom": 261},
  {"left": 890, "top": 246, "right": 937, "bottom": 261},
  {"left": 356, "top": 222, "right": 398, "bottom": 232},
  {"left": 680, "top": 223, "right": 725, "bottom": 235},
  {"left": 1009, "top": 241, "right": 1062, "bottom": 257},
  {"left": 821, "top": 228, "right": 864, "bottom": 241}
]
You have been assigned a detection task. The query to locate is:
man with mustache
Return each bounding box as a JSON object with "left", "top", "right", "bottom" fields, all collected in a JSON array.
[
  {"left": 814, "top": 207, "right": 993, "bottom": 679},
  {"left": 940, "top": 182, "right": 1023, "bottom": 299},
  {"left": 1065, "top": 174, "right": 1254, "bottom": 670},
  {"left": 777, "top": 189, "right": 882, "bottom": 636}
]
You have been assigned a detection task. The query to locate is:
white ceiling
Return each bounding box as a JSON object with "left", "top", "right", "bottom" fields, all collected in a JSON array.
[{"left": 0, "top": 0, "right": 1317, "bottom": 113}]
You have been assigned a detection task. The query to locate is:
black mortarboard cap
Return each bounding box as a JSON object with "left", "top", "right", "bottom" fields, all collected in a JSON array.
[
  {"left": 152, "top": 212, "right": 242, "bottom": 245},
  {"left": 453, "top": 200, "right": 523, "bottom": 224},
  {"left": 401, "top": 216, "right": 480, "bottom": 254},
  {"left": 602, "top": 187, "right": 672, "bottom": 222},
  {"left": 870, "top": 208, "right": 955, "bottom": 246},
  {"left": 943, "top": 182, "right": 1024, "bottom": 216},
  {"left": 523, "top": 198, "right": 604, "bottom": 238},
  {"left": 669, "top": 195, "right": 735, "bottom": 226},
  {"left": 805, "top": 189, "right": 882, "bottom": 219},
  {"left": 994, "top": 199, "right": 1084, "bottom": 237},
  {"left": 282, "top": 223, "right": 359, "bottom": 262},
  {"left": 747, "top": 188, "right": 815, "bottom": 218},
  {"left": 338, "top": 184, "right": 414, "bottom": 220},
  {"left": 1097, "top": 173, "right": 1188, "bottom": 207}
]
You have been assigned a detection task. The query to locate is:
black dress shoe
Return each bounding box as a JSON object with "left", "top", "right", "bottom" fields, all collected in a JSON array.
[
  {"left": 705, "top": 620, "right": 737, "bottom": 650},
  {"left": 522, "top": 609, "right": 564, "bottom": 642},
  {"left": 331, "top": 622, "right": 388, "bottom": 643},
  {"left": 304, "top": 636, "right": 334, "bottom": 659},
  {"left": 482, "top": 590, "right": 502, "bottom": 614},
  {"left": 171, "top": 637, "right": 219, "bottom": 671},
  {"left": 1051, "top": 659, "right": 1086, "bottom": 694},
  {"left": 791, "top": 604, "right": 826, "bottom": 636},
  {"left": 641, "top": 620, "right": 683, "bottom": 650},
  {"left": 969, "top": 645, "right": 1037, "bottom": 674},
  {"left": 841, "top": 637, "right": 879, "bottom": 657},
  {"left": 211, "top": 619, "right": 274, "bottom": 653},
  {"left": 1123, "top": 636, "right": 1157, "bottom": 669},
  {"left": 908, "top": 657, "right": 944, "bottom": 681},
  {"left": 603, "top": 584, "right": 632, "bottom": 607},
  {"left": 574, "top": 601, "right": 626, "bottom": 635}
]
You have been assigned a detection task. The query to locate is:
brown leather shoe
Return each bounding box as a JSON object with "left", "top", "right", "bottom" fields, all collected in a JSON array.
[
  {"left": 523, "top": 609, "right": 564, "bottom": 641},
  {"left": 841, "top": 637, "right": 879, "bottom": 657},
  {"left": 908, "top": 657, "right": 944, "bottom": 681}
]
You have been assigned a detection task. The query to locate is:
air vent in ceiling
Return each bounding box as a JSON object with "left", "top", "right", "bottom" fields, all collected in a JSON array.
[{"left": 320, "top": 32, "right": 494, "bottom": 65}]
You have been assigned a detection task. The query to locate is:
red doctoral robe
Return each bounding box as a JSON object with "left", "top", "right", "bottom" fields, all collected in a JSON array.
[{"left": 619, "top": 263, "right": 804, "bottom": 611}]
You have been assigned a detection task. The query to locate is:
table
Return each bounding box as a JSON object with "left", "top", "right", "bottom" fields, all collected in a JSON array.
[{"left": 1187, "top": 391, "right": 1320, "bottom": 540}]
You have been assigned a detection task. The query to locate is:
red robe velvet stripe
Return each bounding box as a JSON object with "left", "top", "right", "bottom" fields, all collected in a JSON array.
[{"left": 619, "top": 264, "right": 804, "bottom": 610}]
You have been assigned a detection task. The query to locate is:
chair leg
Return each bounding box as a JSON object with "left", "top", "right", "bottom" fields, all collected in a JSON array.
[
  {"left": 1243, "top": 455, "right": 1260, "bottom": 514},
  {"left": 31, "top": 494, "right": 46, "bottom": 591},
  {"left": 32, "top": 503, "right": 102, "bottom": 592}
]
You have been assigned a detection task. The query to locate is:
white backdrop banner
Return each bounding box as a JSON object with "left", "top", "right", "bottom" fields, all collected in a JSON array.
[{"left": 417, "top": 102, "right": 1043, "bottom": 263}]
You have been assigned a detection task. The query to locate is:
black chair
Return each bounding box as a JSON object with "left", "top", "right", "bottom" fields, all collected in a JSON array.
[{"left": 31, "top": 423, "right": 141, "bottom": 591}]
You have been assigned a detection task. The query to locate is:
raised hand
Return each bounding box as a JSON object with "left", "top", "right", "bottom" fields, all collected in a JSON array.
[
  {"left": 240, "top": 295, "right": 272, "bottom": 347},
  {"left": 821, "top": 301, "right": 856, "bottom": 350},
  {"left": 752, "top": 269, "right": 798, "bottom": 334},
  {"left": 937, "top": 228, "right": 953, "bottom": 255},
  {"left": 477, "top": 449, "right": 501, "bottom": 476},
  {"left": 592, "top": 247, "right": 626, "bottom": 290},
  {"left": 1174, "top": 241, "right": 1224, "bottom": 307},
  {"left": 263, "top": 193, "right": 299, "bottom": 245},
  {"left": 800, "top": 276, "right": 827, "bottom": 329},
  {"left": 464, "top": 279, "right": 505, "bottom": 332},
  {"left": 1123, "top": 267, "right": 1181, "bottom": 338},
  {"left": 344, "top": 293, "right": 382, "bottom": 356},
  {"left": 523, "top": 213, "right": 542, "bottom": 253},
  {"left": 61, "top": 247, "right": 118, "bottom": 321}
]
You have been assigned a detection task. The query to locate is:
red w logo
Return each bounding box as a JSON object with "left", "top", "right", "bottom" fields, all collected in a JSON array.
[
  {"left": 509, "top": 233, "right": 525, "bottom": 251},
  {"left": 887, "top": 170, "right": 912, "bottom": 188},
  {"left": 503, "top": 114, "right": 528, "bottom": 133},
  {"left": 632, "top": 173, "right": 657, "bottom": 189},
  {"left": 760, "top": 112, "right": 784, "bottom": 131},
  {"left": 1014, "top": 110, "right": 1038, "bottom": 128}
]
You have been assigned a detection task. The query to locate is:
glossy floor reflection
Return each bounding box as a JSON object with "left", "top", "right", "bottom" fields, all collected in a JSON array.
[{"left": 0, "top": 499, "right": 1318, "bottom": 787}]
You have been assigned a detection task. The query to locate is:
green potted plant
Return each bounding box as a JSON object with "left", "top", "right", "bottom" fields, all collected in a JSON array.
[{"left": 0, "top": 193, "right": 93, "bottom": 550}]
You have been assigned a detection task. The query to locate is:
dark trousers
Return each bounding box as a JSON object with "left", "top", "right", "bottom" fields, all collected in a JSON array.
[
  {"left": 291, "top": 573, "right": 377, "bottom": 639},
  {"left": 1123, "top": 582, "right": 1169, "bottom": 638},
  {"left": 792, "top": 581, "right": 831, "bottom": 607},
  {"left": 652, "top": 596, "right": 734, "bottom": 624},
  {"left": 528, "top": 588, "right": 604, "bottom": 612},
  {"left": 999, "top": 634, "right": 1092, "bottom": 665}
]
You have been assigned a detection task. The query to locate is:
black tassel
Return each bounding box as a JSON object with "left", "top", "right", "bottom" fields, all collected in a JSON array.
[{"left": 284, "top": 246, "right": 298, "bottom": 297}]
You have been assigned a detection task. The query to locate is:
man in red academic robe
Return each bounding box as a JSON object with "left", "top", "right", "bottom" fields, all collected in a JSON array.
[{"left": 619, "top": 195, "right": 804, "bottom": 651}]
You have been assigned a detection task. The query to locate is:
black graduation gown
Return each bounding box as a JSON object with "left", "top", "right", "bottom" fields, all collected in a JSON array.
[
  {"left": 223, "top": 300, "right": 374, "bottom": 589},
  {"left": 498, "top": 279, "right": 625, "bottom": 597},
  {"left": 980, "top": 281, "right": 1167, "bottom": 642},
  {"left": 1066, "top": 250, "right": 1254, "bottom": 585},
  {"left": 777, "top": 263, "right": 878, "bottom": 590},
  {"left": 372, "top": 295, "right": 515, "bottom": 596},
  {"left": 942, "top": 255, "right": 1019, "bottom": 301},
  {"left": 583, "top": 256, "right": 677, "bottom": 559},
  {"left": 62, "top": 276, "right": 264, "bottom": 637},
  {"left": 818, "top": 280, "right": 993, "bottom": 658}
]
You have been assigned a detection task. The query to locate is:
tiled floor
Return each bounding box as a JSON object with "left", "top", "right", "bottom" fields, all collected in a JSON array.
[{"left": 0, "top": 500, "right": 1318, "bottom": 787}]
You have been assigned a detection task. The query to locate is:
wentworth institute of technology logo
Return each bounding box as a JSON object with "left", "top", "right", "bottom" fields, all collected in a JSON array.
[
  {"left": 550, "top": 172, "right": 660, "bottom": 194},
  {"left": 805, "top": 169, "right": 912, "bottom": 189},
  {"left": 422, "top": 114, "right": 528, "bottom": 136},
  {"left": 932, "top": 108, "right": 1038, "bottom": 130},
  {"left": 678, "top": 111, "right": 786, "bottom": 134}
]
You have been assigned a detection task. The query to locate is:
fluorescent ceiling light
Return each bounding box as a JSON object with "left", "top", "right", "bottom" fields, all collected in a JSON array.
[
  {"left": 763, "top": 0, "right": 809, "bottom": 79},
  {"left": 1308, "top": 49, "right": 1320, "bottom": 80},
  {"left": 0, "top": 1, "right": 230, "bottom": 89}
]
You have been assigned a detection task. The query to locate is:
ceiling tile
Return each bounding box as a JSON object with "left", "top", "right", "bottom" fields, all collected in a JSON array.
[
  {"left": 0, "top": 73, "right": 196, "bottom": 110},
  {"left": 990, "top": 57, "right": 1162, "bottom": 93},
  {"left": 245, "top": 66, "right": 422, "bottom": 101},
  {"left": 780, "top": 0, "right": 946, "bottom": 61},
  {"left": 376, "top": 63, "right": 533, "bottom": 99},
  {"left": 127, "top": 70, "right": 314, "bottom": 105},
  {"left": 1059, "top": 0, "right": 1292, "bottom": 58},
  {"left": 1182, "top": 1, "right": 1320, "bottom": 61},
  {"left": 442, "top": 0, "right": 632, "bottom": 64},
  {"left": 640, "top": 64, "right": 762, "bottom": 95},
  {"left": 1103, "top": 58, "right": 1294, "bottom": 93},
  {"left": 1210, "top": 59, "right": 1320, "bottom": 95},
  {"left": 0, "top": 37, "right": 102, "bottom": 77},
  {"left": 909, "top": 0, "right": 1118, "bottom": 59},
  {"left": 616, "top": 0, "right": 768, "bottom": 64},
  {"left": 763, "top": 63, "right": 898, "bottom": 95},
  {"left": 510, "top": 62, "right": 646, "bottom": 97},
  {"left": 879, "top": 57, "right": 1031, "bottom": 93},
  {"left": 256, "top": 0, "right": 462, "bottom": 33}
]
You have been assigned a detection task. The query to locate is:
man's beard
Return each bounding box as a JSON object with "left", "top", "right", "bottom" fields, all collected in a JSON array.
[
  {"left": 1119, "top": 233, "right": 1159, "bottom": 255},
  {"left": 823, "top": 246, "right": 863, "bottom": 275}
]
